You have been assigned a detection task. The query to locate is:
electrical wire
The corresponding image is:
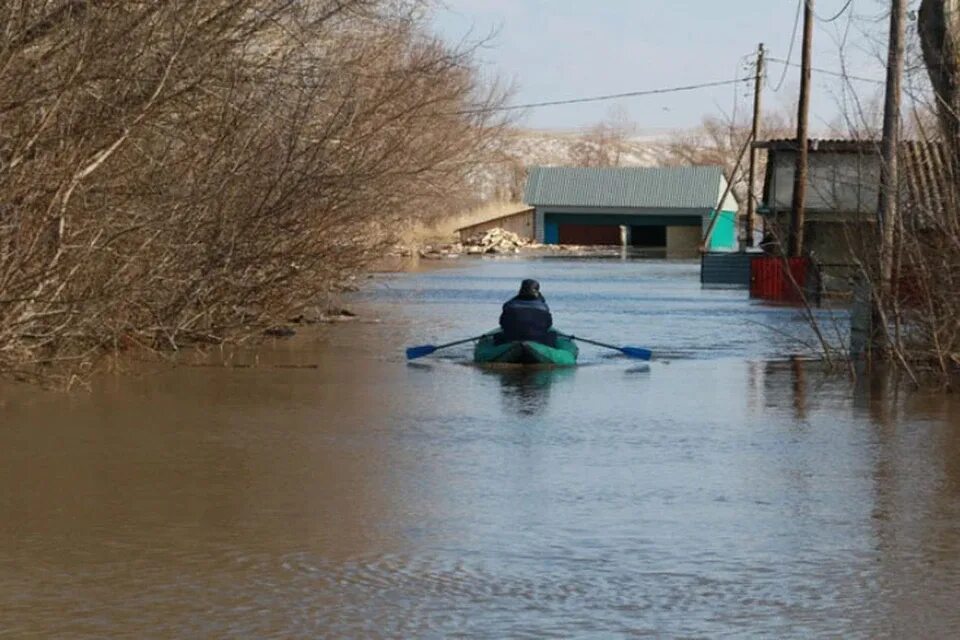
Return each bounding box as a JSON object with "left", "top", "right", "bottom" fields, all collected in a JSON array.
[
  {"left": 454, "top": 77, "right": 750, "bottom": 115},
  {"left": 767, "top": 56, "right": 883, "bottom": 84},
  {"left": 811, "top": 0, "right": 854, "bottom": 23},
  {"left": 771, "top": 0, "right": 804, "bottom": 92}
]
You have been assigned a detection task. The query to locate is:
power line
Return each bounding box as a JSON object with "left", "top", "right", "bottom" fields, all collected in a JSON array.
[
  {"left": 811, "top": 0, "right": 854, "bottom": 23},
  {"left": 455, "top": 78, "right": 750, "bottom": 115},
  {"left": 767, "top": 56, "right": 884, "bottom": 85},
  {"left": 771, "top": 0, "right": 804, "bottom": 92}
]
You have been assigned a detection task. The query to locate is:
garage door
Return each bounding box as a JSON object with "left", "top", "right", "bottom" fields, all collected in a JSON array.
[
  {"left": 557, "top": 224, "right": 621, "bottom": 245},
  {"left": 630, "top": 225, "right": 666, "bottom": 247}
]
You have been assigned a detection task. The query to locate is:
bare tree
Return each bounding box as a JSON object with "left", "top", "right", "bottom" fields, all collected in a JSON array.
[
  {"left": 569, "top": 105, "right": 636, "bottom": 167},
  {"left": 660, "top": 113, "right": 794, "bottom": 228},
  {"left": 0, "top": 0, "right": 507, "bottom": 384}
]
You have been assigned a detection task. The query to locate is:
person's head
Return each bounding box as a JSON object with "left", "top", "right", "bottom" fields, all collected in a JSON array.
[{"left": 518, "top": 278, "right": 542, "bottom": 300}]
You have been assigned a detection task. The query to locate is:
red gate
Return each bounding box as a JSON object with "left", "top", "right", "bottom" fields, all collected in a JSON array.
[{"left": 750, "top": 256, "right": 810, "bottom": 302}]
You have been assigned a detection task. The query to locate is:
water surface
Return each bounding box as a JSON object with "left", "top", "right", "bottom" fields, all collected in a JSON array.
[{"left": 2, "top": 257, "right": 959, "bottom": 638}]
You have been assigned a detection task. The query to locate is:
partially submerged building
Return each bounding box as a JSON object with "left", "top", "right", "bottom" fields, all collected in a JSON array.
[
  {"left": 523, "top": 165, "right": 739, "bottom": 255},
  {"left": 756, "top": 139, "right": 880, "bottom": 269},
  {"left": 756, "top": 138, "right": 953, "bottom": 291}
]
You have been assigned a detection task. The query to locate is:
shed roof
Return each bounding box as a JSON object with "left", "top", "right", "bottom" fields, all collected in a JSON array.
[{"left": 524, "top": 165, "right": 729, "bottom": 209}]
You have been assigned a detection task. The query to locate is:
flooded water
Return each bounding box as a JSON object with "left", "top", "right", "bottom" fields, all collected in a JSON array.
[{"left": 3, "top": 257, "right": 960, "bottom": 638}]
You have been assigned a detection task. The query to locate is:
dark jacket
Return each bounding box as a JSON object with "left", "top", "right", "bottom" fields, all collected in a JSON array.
[{"left": 498, "top": 295, "right": 554, "bottom": 344}]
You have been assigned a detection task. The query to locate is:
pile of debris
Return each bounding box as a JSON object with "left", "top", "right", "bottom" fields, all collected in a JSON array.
[
  {"left": 417, "top": 228, "right": 535, "bottom": 259},
  {"left": 418, "top": 242, "right": 463, "bottom": 259},
  {"left": 462, "top": 228, "right": 530, "bottom": 254}
]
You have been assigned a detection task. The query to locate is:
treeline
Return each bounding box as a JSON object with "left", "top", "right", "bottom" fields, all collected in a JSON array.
[{"left": 0, "top": 0, "right": 505, "bottom": 382}]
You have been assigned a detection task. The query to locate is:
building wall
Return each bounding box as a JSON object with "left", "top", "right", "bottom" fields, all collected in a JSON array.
[
  {"left": 534, "top": 206, "right": 737, "bottom": 252},
  {"left": 535, "top": 205, "right": 711, "bottom": 240},
  {"left": 716, "top": 176, "right": 739, "bottom": 214},
  {"left": 769, "top": 151, "right": 880, "bottom": 214},
  {"left": 807, "top": 220, "right": 865, "bottom": 294},
  {"left": 805, "top": 220, "right": 859, "bottom": 264},
  {"left": 458, "top": 210, "right": 534, "bottom": 241},
  {"left": 713, "top": 176, "right": 741, "bottom": 251},
  {"left": 701, "top": 210, "right": 738, "bottom": 251},
  {"left": 666, "top": 225, "right": 701, "bottom": 258}
]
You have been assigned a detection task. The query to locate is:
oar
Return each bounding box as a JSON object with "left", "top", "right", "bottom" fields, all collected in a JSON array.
[
  {"left": 560, "top": 334, "right": 652, "bottom": 360},
  {"left": 405, "top": 335, "right": 483, "bottom": 360}
]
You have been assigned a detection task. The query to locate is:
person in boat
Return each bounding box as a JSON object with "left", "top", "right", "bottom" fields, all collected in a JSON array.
[{"left": 497, "top": 279, "right": 556, "bottom": 346}]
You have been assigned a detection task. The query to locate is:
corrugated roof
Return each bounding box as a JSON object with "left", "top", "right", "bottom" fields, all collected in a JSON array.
[
  {"left": 523, "top": 165, "right": 726, "bottom": 209},
  {"left": 900, "top": 141, "right": 960, "bottom": 229}
]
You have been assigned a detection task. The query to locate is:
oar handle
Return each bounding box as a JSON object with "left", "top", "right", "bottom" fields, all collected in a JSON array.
[
  {"left": 405, "top": 334, "right": 486, "bottom": 360},
  {"left": 562, "top": 335, "right": 618, "bottom": 351},
  {"left": 559, "top": 334, "right": 652, "bottom": 360},
  {"left": 434, "top": 335, "right": 483, "bottom": 350}
]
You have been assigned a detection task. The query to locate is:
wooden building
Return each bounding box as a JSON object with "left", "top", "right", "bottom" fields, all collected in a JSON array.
[{"left": 456, "top": 207, "right": 535, "bottom": 242}]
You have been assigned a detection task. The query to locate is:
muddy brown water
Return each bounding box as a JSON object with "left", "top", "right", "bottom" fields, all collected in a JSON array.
[{"left": 2, "top": 258, "right": 960, "bottom": 638}]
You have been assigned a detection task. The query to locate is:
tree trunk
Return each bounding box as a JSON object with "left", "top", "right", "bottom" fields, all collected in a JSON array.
[{"left": 919, "top": 0, "right": 960, "bottom": 169}]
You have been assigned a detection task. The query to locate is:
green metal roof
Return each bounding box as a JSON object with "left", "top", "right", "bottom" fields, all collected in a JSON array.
[{"left": 523, "top": 165, "right": 729, "bottom": 209}]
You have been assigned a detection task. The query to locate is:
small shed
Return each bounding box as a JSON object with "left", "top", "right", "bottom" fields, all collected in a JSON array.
[
  {"left": 757, "top": 138, "right": 953, "bottom": 293},
  {"left": 456, "top": 206, "right": 535, "bottom": 242},
  {"left": 757, "top": 137, "right": 951, "bottom": 229},
  {"left": 523, "top": 165, "right": 739, "bottom": 254},
  {"left": 756, "top": 139, "right": 878, "bottom": 285}
]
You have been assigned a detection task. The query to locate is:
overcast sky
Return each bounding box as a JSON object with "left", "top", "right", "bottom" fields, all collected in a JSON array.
[{"left": 430, "top": 0, "right": 919, "bottom": 134}]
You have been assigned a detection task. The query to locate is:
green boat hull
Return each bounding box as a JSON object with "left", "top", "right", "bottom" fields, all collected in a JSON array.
[{"left": 474, "top": 329, "right": 578, "bottom": 366}]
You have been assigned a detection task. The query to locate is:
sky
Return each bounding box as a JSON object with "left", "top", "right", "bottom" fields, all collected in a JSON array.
[{"left": 430, "top": 0, "right": 918, "bottom": 135}]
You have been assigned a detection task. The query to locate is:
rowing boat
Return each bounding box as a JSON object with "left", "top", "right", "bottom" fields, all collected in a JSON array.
[{"left": 473, "top": 329, "right": 578, "bottom": 366}]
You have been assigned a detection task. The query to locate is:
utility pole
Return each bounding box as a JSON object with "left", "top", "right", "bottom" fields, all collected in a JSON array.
[
  {"left": 878, "top": 0, "right": 907, "bottom": 288},
  {"left": 746, "top": 42, "right": 765, "bottom": 248},
  {"left": 789, "top": 0, "right": 814, "bottom": 257}
]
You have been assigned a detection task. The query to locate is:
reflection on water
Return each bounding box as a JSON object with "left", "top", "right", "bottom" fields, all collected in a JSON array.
[
  {"left": 2, "top": 258, "right": 960, "bottom": 638},
  {"left": 623, "top": 363, "right": 652, "bottom": 375},
  {"left": 486, "top": 366, "right": 576, "bottom": 416}
]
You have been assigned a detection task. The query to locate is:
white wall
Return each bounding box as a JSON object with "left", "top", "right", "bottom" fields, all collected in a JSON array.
[
  {"left": 717, "top": 176, "right": 739, "bottom": 212},
  {"left": 770, "top": 151, "right": 880, "bottom": 213}
]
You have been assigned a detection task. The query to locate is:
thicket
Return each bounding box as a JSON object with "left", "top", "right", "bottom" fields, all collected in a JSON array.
[
  {"left": 864, "top": 0, "right": 960, "bottom": 383},
  {"left": 804, "top": 0, "right": 960, "bottom": 384},
  {"left": 0, "top": 0, "right": 505, "bottom": 383}
]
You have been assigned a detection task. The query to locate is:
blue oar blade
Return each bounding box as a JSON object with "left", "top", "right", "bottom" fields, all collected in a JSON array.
[
  {"left": 619, "top": 347, "right": 652, "bottom": 360},
  {"left": 405, "top": 345, "right": 437, "bottom": 360}
]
